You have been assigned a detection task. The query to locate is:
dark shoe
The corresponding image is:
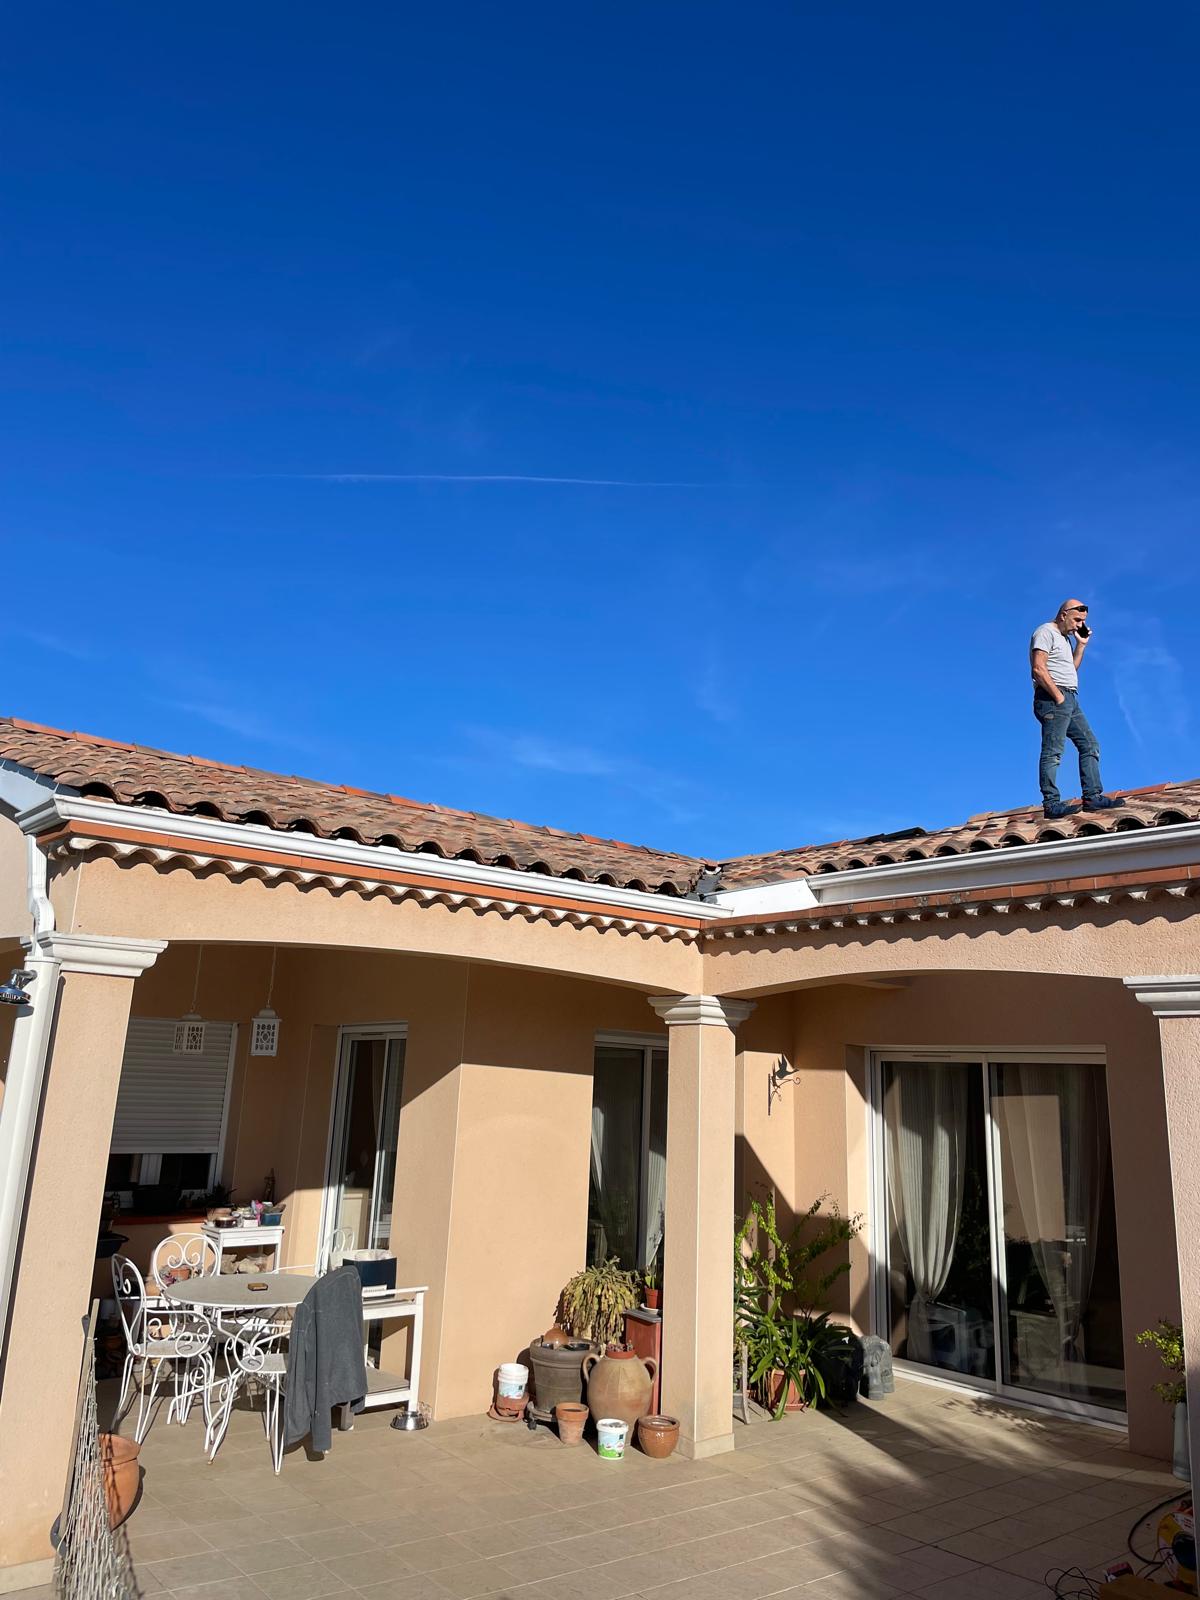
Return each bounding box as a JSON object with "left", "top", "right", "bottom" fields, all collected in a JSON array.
[
  {"left": 1043, "top": 802, "right": 1081, "bottom": 819},
  {"left": 1082, "top": 796, "right": 1126, "bottom": 811}
]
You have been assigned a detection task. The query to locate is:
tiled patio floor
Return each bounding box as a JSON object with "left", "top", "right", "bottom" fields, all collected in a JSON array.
[{"left": 47, "top": 1379, "right": 1190, "bottom": 1599}]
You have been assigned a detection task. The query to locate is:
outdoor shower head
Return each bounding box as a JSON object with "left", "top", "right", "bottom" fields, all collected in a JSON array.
[{"left": 0, "top": 969, "right": 35, "bottom": 1006}]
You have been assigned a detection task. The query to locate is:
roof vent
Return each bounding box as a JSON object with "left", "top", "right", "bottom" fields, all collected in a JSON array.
[{"left": 854, "top": 826, "right": 926, "bottom": 848}]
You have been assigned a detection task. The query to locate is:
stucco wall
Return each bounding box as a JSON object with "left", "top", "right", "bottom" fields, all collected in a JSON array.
[
  {"left": 124, "top": 942, "right": 668, "bottom": 1417},
  {"left": 60, "top": 853, "right": 703, "bottom": 994},
  {"left": 705, "top": 897, "right": 1197, "bottom": 997},
  {"left": 788, "top": 971, "right": 1176, "bottom": 1457},
  {"left": 0, "top": 812, "right": 29, "bottom": 943}
]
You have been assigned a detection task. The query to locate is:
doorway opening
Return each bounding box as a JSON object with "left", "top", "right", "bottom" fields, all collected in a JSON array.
[
  {"left": 320, "top": 1026, "right": 406, "bottom": 1271},
  {"left": 869, "top": 1051, "right": 1125, "bottom": 1420}
]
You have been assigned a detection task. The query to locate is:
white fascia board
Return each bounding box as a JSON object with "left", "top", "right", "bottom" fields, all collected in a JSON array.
[
  {"left": 713, "top": 819, "right": 1200, "bottom": 915},
  {"left": 19, "top": 793, "right": 727, "bottom": 922}
]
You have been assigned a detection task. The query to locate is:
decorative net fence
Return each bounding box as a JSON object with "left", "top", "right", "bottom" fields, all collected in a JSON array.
[{"left": 53, "top": 1306, "right": 139, "bottom": 1600}]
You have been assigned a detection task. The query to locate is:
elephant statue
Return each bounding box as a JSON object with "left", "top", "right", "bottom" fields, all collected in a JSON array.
[{"left": 860, "top": 1334, "right": 894, "bottom": 1399}]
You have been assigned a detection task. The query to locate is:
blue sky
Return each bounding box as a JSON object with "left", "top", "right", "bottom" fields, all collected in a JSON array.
[{"left": 2, "top": 3, "right": 1197, "bottom": 860}]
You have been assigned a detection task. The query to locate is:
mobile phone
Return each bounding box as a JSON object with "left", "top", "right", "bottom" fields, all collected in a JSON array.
[{"left": 1077, "top": 622, "right": 1091, "bottom": 638}]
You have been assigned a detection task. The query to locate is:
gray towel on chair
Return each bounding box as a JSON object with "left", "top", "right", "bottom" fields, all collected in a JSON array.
[{"left": 284, "top": 1265, "right": 367, "bottom": 1453}]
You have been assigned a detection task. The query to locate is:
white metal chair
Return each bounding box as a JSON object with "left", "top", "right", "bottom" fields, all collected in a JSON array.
[
  {"left": 328, "top": 1227, "right": 355, "bottom": 1269},
  {"left": 148, "top": 1233, "right": 219, "bottom": 1300},
  {"left": 278, "top": 1226, "right": 357, "bottom": 1276},
  {"left": 206, "top": 1320, "right": 290, "bottom": 1472},
  {"left": 111, "top": 1254, "right": 215, "bottom": 1443}
]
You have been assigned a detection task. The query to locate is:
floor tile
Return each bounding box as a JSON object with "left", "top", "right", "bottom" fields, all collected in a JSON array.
[{"left": 226, "top": 1537, "right": 313, "bottom": 1574}]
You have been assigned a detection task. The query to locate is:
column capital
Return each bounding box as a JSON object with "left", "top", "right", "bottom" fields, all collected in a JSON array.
[
  {"left": 649, "top": 993, "right": 756, "bottom": 1029},
  {"left": 22, "top": 932, "right": 166, "bottom": 978},
  {"left": 1124, "top": 975, "right": 1200, "bottom": 1017}
]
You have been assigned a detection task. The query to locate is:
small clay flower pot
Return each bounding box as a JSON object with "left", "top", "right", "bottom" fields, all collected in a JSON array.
[
  {"left": 555, "top": 1402, "right": 588, "bottom": 1445},
  {"left": 636, "top": 1414, "right": 680, "bottom": 1459},
  {"left": 643, "top": 1289, "right": 661, "bottom": 1312},
  {"left": 493, "top": 1389, "right": 527, "bottom": 1419}
]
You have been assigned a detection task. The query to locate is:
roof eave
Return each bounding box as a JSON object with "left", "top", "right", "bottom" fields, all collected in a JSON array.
[{"left": 710, "top": 818, "right": 1200, "bottom": 917}]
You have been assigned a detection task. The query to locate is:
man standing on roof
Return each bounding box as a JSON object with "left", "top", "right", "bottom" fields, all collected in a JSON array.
[{"left": 1030, "top": 599, "right": 1124, "bottom": 819}]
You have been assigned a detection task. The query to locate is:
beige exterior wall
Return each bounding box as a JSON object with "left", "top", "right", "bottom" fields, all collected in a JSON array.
[
  {"left": 2, "top": 834, "right": 1195, "bottom": 1574},
  {"left": 705, "top": 898, "right": 1197, "bottom": 996},
  {"left": 124, "top": 942, "right": 665, "bottom": 1422},
  {"left": 0, "top": 962, "right": 149, "bottom": 1569},
  {"left": 60, "top": 855, "right": 702, "bottom": 994},
  {"left": 0, "top": 814, "right": 29, "bottom": 942},
  {"left": 786, "top": 972, "right": 1176, "bottom": 1458}
]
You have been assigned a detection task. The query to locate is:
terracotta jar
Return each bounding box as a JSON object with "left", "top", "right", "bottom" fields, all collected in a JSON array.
[
  {"left": 582, "top": 1346, "right": 657, "bottom": 1428},
  {"left": 100, "top": 1434, "right": 140, "bottom": 1529},
  {"left": 636, "top": 1414, "right": 680, "bottom": 1459}
]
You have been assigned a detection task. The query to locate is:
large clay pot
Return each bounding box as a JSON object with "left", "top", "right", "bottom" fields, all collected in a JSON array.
[
  {"left": 583, "top": 1346, "right": 657, "bottom": 1428},
  {"left": 99, "top": 1434, "right": 140, "bottom": 1530},
  {"left": 636, "top": 1414, "right": 680, "bottom": 1458},
  {"left": 528, "top": 1336, "right": 596, "bottom": 1413}
]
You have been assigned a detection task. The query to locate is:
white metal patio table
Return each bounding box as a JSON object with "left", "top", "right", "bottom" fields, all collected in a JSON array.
[
  {"left": 161, "top": 1272, "right": 318, "bottom": 1314},
  {"left": 162, "top": 1273, "right": 322, "bottom": 1458}
]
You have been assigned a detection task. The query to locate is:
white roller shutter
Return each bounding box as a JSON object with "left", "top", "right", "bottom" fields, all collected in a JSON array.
[{"left": 109, "top": 1018, "right": 236, "bottom": 1154}]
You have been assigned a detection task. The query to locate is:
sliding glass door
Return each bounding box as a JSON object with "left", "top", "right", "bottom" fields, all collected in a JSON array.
[
  {"left": 874, "top": 1054, "right": 1124, "bottom": 1417},
  {"left": 588, "top": 1040, "right": 667, "bottom": 1273},
  {"left": 322, "top": 1029, "right": 406, "bottom": 1267}
]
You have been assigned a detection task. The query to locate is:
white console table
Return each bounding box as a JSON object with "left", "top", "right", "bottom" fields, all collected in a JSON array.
[
  {"left": 337, "top": 1284, "right": 427, "bottom": 1427},
  {"left": 201, "top": 1222, "right": 285, "bottom": 1273}
]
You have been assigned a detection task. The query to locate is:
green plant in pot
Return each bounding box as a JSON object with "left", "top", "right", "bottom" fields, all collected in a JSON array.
[
  {"left": 735, "top": 1191, "right": 862, "bottom": 1420},
  {"left": 558, "top": 1258, "right": 641, "bottom": 1348},
  {"left": 749, "top": 1310, "right": 843, "bottom": 1418},
  {"left": 642, "top": 1252, "right": 661, "bottom": 1312},
  {"left": 1137, "top": 1319, "right": 1189, "bottom": 1480}
]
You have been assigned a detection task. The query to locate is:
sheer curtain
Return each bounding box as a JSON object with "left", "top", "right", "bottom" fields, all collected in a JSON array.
[
  {"left": 641, "top": 1055, "right": 668, "bottom": 1271},
  {"left": 589, "top": 1099, "right": 608, "bottom": 1258},
  {"left": 885, "top": 1065, "right": 968, "bottom": 1363},
  {"left": 999, "top": 1064, "right": 1107, "bottom": 1391}
]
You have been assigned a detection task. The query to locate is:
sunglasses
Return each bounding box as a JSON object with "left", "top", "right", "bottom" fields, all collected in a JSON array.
[{"left": 1068, "top": 606, "right": 1089, "bottom": 614}]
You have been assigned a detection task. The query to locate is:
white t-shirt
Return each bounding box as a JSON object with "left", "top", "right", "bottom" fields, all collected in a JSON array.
[{"left": 1030, "top": 622, "right": 1078, "bottom": 690}]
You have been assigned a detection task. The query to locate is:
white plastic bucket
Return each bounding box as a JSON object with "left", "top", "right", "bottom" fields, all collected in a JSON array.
[
  {"left": 596, "top": 1418, "right": 628, "bottom": 1460},
  {"left": 497, "top": 1363, "right": 528, "bottom": 1399}
]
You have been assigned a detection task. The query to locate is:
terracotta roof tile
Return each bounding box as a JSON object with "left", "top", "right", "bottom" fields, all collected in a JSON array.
[
  {"left": 0, "top": 717, "right": 707, "bottom": 894},
  {"left": 717, "top": 779, "right": 1200, "bottom": 886},
  {"left": 2, "top": 717, "right": 1197, "bottom": 897}
]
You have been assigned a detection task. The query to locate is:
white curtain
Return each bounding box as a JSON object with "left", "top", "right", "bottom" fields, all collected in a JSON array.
[
  {"left": 643, "top": 1140, "right": 666, "bottom": 1270},
  {"left": 999, "top": 1064, "right": 1107, "bottom": 1392},
  {"left": 590, "top": 1099, "right": 607, "bottom": 1259},
  {"left": 885, "top": 1065, "right": 968, "bottom": 1364}
]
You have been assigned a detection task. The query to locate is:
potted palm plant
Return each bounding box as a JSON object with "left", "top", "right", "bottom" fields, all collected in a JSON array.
[{"left": 1137, "top": 1320, "right": 1189, "bottom": 1480}]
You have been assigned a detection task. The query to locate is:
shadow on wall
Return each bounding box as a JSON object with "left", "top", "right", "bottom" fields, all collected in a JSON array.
[{"left": 735, "top": 1135, "right": 862, "bottom": 1322}]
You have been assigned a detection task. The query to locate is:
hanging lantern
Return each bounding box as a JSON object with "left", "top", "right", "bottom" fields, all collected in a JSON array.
[
  {"left": 250, "top": 1006, "right": 280, "bottom": 1057},
  {"left": 174, "top": 947, "right": 206, "bottom": 1052},
  {"left": 250, "top": 948, "right": 280, "bottom": 1057},
  {"left": 173, "top": 1012, "right": 206, "bottom": 1054}
]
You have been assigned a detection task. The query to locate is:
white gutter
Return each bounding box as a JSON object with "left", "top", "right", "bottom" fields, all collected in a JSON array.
[
  {"left": 22, "top": 793, "right": 727, "bottom": 922},
  {"left": 713, "top": 818, "right": 1200, "bottom": 916}
]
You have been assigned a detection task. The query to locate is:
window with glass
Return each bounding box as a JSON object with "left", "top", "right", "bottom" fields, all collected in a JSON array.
[
  {"left": 587, "top": 1041, "right": 667, "bottom": 1272},
  {"left": 324, "top": 1031, "right": 406, "bottom": 1262},
  {"left": 876, "top": 1055, "right": 1124, "bottom": 1414}
]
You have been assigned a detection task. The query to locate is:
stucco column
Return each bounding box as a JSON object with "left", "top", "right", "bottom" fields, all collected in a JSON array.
[
  {"left": 1125, "top": 976, "right": 1200, "bottom": 1479},
  {"left": 0, "top": 932, "right": 164, "bottom": 1575},
  {"left": 649, "top": 993, "right": 754, "bottom": 1459}
]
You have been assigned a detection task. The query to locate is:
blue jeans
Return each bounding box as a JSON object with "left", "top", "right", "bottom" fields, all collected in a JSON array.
[{"left": 1034, "top": 688, "right": 1102, "bottom": 806}]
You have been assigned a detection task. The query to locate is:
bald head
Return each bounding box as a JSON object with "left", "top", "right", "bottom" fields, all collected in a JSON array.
[{"left": 1056, "top": 598, "right": 1088, "bottom": 632}]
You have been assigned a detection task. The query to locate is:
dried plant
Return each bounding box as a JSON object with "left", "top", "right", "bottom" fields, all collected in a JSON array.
[{"left": 557, "top": 1258, "right": 640, "bottom": 1347}]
